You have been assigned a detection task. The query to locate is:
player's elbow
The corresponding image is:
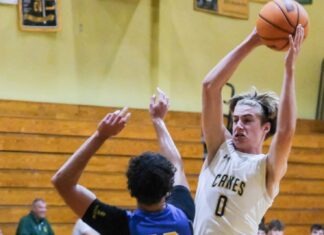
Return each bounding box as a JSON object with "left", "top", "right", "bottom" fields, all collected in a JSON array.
[
  {"left": 51, "top": 173, "right": 74, "bottom": 198},
  {"left": 202, "top": 78, "right": 216, "bottom": 89},
  {"left": 202, "top": 80, "right": 212, "bottom": 94},
  {"left": 51, "top": 172, "right": 65, "bottom": 191},
  {"left": 51, "top": 173, "right": 59, "bottom": 188},
  {"left": 202, "top": 79, "right": 222, "bottom": 96}
]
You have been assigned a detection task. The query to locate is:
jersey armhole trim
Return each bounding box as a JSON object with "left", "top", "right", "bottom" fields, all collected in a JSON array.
[
  {"left": 263, "top": 155, "right": 279, "bottom": 203},
  {"left": 202, "top": 139, "right": 232, "bottom": 170}
]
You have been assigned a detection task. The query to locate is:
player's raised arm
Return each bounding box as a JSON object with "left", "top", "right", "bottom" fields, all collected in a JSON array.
[
  {"left": 51, "top": 108, "right": 131, "bottom": 217},
  {"left": 150, "top": 88, "right": 189, "bottom": 189},
  {"left": 267, "top": 25, "right": 304, "bottom": 197},
  {"left": 202, "top": 29, "right": 262, "bottom": 165}
]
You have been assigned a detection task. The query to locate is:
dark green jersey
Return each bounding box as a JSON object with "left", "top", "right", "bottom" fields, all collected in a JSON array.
[{"left": 16, "top": 212, "right": 54, "bottom": 235}]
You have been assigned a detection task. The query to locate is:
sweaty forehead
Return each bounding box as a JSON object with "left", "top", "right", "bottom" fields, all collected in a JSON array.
[{"left": 233, "top": 104, "right": 263, "bottom": 117}]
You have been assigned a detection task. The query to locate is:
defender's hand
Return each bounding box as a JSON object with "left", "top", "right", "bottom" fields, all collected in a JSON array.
[
  {"left": 96, "top": 107, "right": 131, "bottom": 140},
  {"left": 149, "top": 88, "right": 169, "bottom": 120}
]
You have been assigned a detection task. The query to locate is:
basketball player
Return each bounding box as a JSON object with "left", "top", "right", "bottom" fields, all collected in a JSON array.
[
  {"left": 193, "top": 25, "right": 304, "bottom": 234},
  {"left": 51, "top": 89, "right": 194, "bottom": 235}
]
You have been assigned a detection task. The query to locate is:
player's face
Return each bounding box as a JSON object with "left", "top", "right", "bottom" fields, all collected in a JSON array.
[
  {"left": 32, "top": 200, "right": 47, "bottom": 219},
  {"left": 232, "top": 104, "right": 269, "bottom": 153}
]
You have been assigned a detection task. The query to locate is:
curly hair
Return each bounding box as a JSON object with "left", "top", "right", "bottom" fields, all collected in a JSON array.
[
  {"left": 229, "top": 88, "right": 279, "bottom": 139},
  {"left": 126, "top": 152, "right": 176, "bottom": 205}
]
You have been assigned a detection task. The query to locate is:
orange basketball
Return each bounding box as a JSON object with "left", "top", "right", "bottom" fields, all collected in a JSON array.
[{"left": 256, "top": 0, "right": 309, "bottom": 51}]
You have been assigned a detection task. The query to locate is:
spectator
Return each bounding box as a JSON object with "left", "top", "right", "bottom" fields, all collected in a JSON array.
[
  {"left": 267, "top": 219, "right": 285, "bottom": 235},
  {"left": 257, "top": 222, "right": 267, "bottom": 235},
  {"left": 311, "top": 224, "right": 324, "bottom": 235},
  {"left": 16, "top": 198, "right": 54, "bottom": 235}
]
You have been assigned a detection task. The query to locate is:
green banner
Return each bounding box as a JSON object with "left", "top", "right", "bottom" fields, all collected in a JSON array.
[{"left": 296, "top": 0, "right": 312, "bottom": 4}]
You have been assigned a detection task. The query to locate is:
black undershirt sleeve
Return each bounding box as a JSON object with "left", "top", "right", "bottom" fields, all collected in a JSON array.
[
  {"left": 82, "top": 199, "right": 130, "bottom": 235},
  {"left": 166, "top": 185, "right": 195, "bottom": 221}
]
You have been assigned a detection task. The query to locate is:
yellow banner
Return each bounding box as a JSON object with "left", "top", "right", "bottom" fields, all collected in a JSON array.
[{"left": 218, "top": 0, "right": 249, "bottom": 19}]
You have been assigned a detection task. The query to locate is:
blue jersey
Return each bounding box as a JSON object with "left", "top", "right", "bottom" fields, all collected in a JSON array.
[
  {"left": 82, "top": 186, "right": 194, "bottom": 235},
  {"left": 128, "top": 204, "right": 192, "bottom": 235}
]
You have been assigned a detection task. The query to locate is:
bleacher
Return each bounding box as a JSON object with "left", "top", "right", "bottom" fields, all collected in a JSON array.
[{"left": 0, "top": 99, "right": 323, "bottom": 235}]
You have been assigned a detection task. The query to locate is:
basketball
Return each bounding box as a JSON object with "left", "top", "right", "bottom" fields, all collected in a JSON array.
[{"left": 256, "top": 0, "right": 309, "bottom": 51}]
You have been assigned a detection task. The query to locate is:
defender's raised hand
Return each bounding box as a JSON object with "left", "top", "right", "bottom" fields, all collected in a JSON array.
[
  {"left": 149, "top": 88, "right": 169, "bottom": 120},
  {"left": 96, "top": 107, "right": 131, "bottom": 140}
]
